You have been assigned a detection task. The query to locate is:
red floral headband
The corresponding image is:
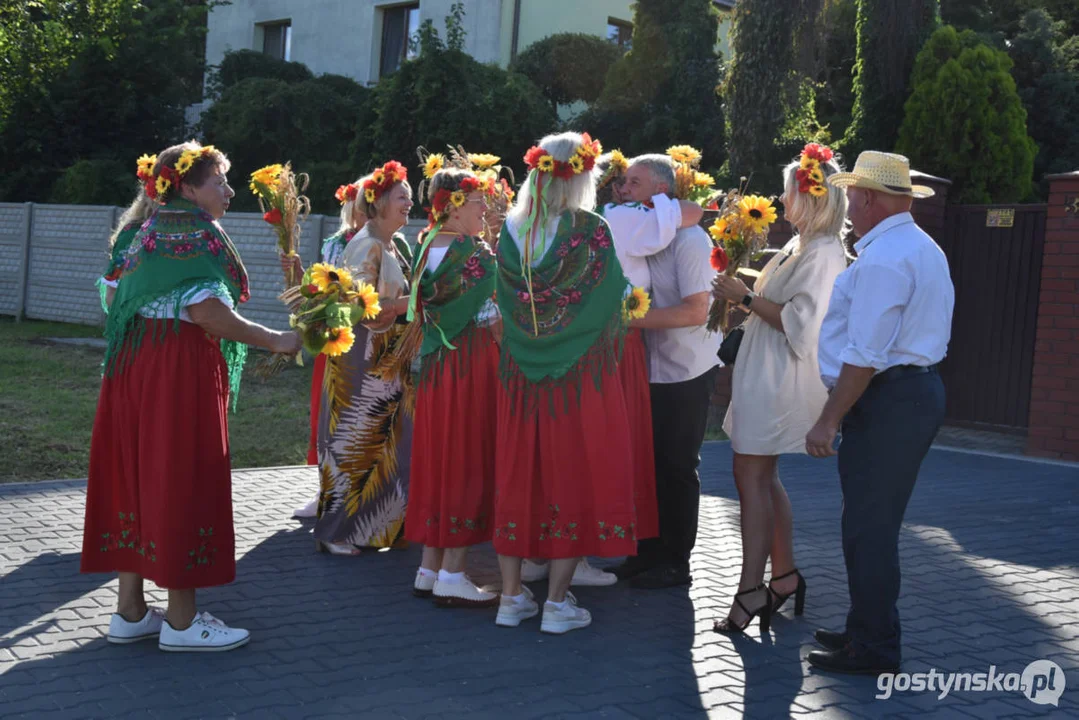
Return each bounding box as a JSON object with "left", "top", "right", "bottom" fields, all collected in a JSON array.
[
  {"left": 796, "top": 143, "right": 834, "bottom": 198},
  {"left": 362, "top": 160, "right": 408, "bottom": 205},
  {"left": 136, "top": 146, "right": 218, "bottom": 202},
  {"left": 335, "top": 183, "right": 359, "bottom": 205},
  {"left": 523, "top": 133, "right": 602, "bottom": 180},
  {"left": 428, "top": 176, "right": 482, "bottom": 225}
]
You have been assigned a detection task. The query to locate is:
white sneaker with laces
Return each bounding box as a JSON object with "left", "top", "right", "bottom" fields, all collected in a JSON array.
[
  {"left": 158, "top": 611, "right": 250, "bottom": 652},
  {"left": 433, "top": 576, "right": 498, "bottom": 608},
  {"left": 292, "top": 498, "right": 318, "bottom": 519},
  {"left": 107, "top": 607, "right": 165, "bottom": 644},
  {"left": 572, "top": 558, "right": 617, "bottom": 587},
  {"left": 413, "top": 569, "right": 436, "bottom": 598},
  {"left": 541, "top": 591, "right": 592, "bottom": 635},
  {"left": 495, "top": 585, "right": 539, "bottom": 627},
  {"left": 520, "top": 559, "right": 549, "bottom": 582}
]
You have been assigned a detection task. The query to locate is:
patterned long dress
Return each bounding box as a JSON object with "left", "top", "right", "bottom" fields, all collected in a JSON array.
[{"left": 313, "top": 229, "right": 416, "bottom": 549}]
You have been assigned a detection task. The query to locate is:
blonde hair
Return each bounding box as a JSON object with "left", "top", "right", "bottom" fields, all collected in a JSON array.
[
  {"left": 109, "top": 190, "right": 155, "bottom": 249},
  {"left": 507, "top": 131, "right": 597, "bottom": 227},
  {"left": 337, "top": 177, "right": 368, "bottom": 234},
  {"left": 358, "top": 174, "right": 413, "bottom": 220},
  {"left": 628, "top": 154, "right": 677, "bottom": 196},
  {"left": 782, "top": 157, "right": 849, "bottom": 242}
]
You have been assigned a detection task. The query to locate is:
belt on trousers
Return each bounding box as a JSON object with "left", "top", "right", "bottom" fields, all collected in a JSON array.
[{"left": 871, "top": 363, "right": 938, "bottom": 387}]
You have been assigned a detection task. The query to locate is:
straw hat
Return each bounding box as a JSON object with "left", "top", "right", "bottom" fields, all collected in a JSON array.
[{"left": 828, "top": 151, "right": 934, "bottom": 198}]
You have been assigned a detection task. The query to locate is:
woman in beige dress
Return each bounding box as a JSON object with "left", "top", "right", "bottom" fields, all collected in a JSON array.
[{"left": 711, "top": 144, "right": 849, "bottom": 633}]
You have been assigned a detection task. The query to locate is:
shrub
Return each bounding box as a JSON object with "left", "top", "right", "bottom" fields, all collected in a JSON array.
[{"left": 512, "top": 33, "right": 622, "bottom": 112}]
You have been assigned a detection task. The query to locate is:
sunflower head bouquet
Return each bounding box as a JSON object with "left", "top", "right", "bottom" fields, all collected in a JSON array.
[
  {"left": 666, "top": 145, "right": 718, "bottom": 206},
  {"left": 623, "top": 286, "right": 651, "bottom": 321},
  {"left": 290, "top": 263, "right": 382, "bottom": 358},
  {"left": 249, "top": 162, "right": 311, "bottom": 286},
  {"left": 705, "top": 181, "right": 779, "bottom": 332}
]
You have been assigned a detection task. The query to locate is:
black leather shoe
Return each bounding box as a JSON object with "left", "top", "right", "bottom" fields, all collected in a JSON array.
[
  {"left": 814, "top": 629, "right": 850, "bottom": 652},
  {"left": 629, "top": 564, "right": 692, "bottom": 589},
  {"left": 610, "top": 554, "right": 658, "bottom": 581},
  {"left": 807, "top": 647, "right": 899, "bottom": 675}
]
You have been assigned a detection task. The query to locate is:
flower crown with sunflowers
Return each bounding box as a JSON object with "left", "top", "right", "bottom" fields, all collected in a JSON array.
[
  {"left": 334, "top": 183, "right": 359, "bottom": 205},
  {"left": 429, "top": 175, "right": 483, "bottom": 225},
  {"left": 523, "top": 133, "right": 602, "bottom": 179},
  {"left": 361, "top": 160, "right": 408, "bottom": 205},
  {"left": 596, "top": 149, "right": 628, "bottom": 192},
  {"left": 796, "top": 143, "right": 834, "bottom": 197},
  {"left": 135, "top": 145, "right": 218, "bottom": 202}
]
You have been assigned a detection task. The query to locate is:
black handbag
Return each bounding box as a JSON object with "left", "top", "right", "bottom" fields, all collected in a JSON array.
[{"left": 718, "top": 324, "right": 744, "bottom": 365}]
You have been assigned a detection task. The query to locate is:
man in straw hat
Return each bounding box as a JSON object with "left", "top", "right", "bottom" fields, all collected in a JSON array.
[{"left": 804, "top": 151, "right": 954, "bottom": 674}]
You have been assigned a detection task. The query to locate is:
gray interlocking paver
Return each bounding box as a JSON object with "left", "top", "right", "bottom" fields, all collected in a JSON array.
[{"left": 1, "top": 444, "right": 1077, "bottom": 718}]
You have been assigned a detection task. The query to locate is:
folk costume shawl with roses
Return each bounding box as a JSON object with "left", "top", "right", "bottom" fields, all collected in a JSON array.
[
  {"left": 496, "top": 210, "right": 627, "bottom": 413},
  {"left": 412, "top": 234, "right": 496, "bottom": 384},
  {"left": 102, "top": 197, "right": 251, "bottom": 405},
  {"left": 96, "top": 220, "right": 143, "bottom": 313}
]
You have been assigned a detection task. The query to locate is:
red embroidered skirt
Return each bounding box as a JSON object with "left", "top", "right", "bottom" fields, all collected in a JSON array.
[
  {"left": 405, "top": 328, "right": 499, "bottom": 547},
  {"left": 306, "top": 353, "right": 327, "bottom": 465},
  {"left": 622, "top": 329, "right": 659, "bottom": 540},
  {"left": 81, "top": 319, "right": 236, "bottom": 589},
  {"left": 493, "top": 358, "right": 637, "bottom": 559}
]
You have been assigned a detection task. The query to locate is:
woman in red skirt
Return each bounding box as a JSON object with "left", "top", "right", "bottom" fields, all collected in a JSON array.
[
  {"left": 279, "top": 180, "right": 368, "bottom": 518},
  {"left": 492, "top": 132, "right": 637, "bottom": 635},
  {"left": 403, "top": 168, "right": 500, "bottom": 607},
  {"left": 81, "top": 142, "right": 302, "bottom": 652}
]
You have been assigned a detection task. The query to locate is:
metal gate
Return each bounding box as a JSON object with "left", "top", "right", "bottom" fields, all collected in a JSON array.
[{"left": 936, "top": 204, "right": 1047, "bottom": 431}]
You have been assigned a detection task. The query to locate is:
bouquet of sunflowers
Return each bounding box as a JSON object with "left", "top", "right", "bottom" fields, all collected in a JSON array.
[
  {"left": 705, "top": 181, "right": 779, "bottom": 332},
  {"left": 667, "top": 145, "right": 718, "bottom": 206},
  {"left": 249, "top": 162, "right": 311, "bottom": 287}
]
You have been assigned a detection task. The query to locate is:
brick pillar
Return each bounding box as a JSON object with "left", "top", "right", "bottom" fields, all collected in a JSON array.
[{"left": 1027, "top": 171, "right": 1079, "bottom": 460}]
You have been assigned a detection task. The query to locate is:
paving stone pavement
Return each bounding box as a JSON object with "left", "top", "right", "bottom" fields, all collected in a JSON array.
[{"left": 1, "top": 443, "right": 1077, "bottom": 719}]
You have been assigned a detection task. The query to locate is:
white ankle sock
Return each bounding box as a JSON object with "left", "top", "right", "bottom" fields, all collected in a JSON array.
[
  {"left": 503, "top": 592, "right": 527, "bottom": 603},
  {"left": 438, "top": 569, "right": 464, "bottom": 584},
  {"left": 417, "top": 567, "right": 437, "bottom": 578},
  {"left": 547, "top": 598, "right": 568, "bottom": 610}
]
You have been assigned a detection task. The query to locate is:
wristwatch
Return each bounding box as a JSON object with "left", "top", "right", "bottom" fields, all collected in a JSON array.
[{"left": 741, "top": 292, "right": 755, "bottom": 310}]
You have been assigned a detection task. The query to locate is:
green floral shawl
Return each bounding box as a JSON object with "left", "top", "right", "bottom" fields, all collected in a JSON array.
[
  {"left": 411, "top": 234, "right": 496, "bottom": 383},
  {"left": 496, "top": 210, "right": 627, "bottom": 413},
  {"left": 102, "top": 197, "right": 251, "bottom": 407},
  {"left": 96, "top": 221, "right": 144, "bottom": 313}
]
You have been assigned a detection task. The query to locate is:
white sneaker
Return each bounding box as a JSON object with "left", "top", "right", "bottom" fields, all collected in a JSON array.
[
  {"left": 158, "top": 611, "right": 250, "bottom": 653},
  {"left": 572, "top": 558, "right": 617, "bottom": 587},
  {"left": 293, "top": 498, "right": 318, "bottom": 519},
  {"left": 433, "top": 576, "right": 498, "bottom": 608},
  {"left": 495, "top": 586, "right": 539, "bottom": 627},
  {"left": 520, "top": 558, "right": 550, "bottom": 582},
  {"left": 413, "top": 569, "right": 436, "bottom": 598},
  {"left": 541, "top": 591, "right": 592, "bottom": 635},
  {"left": 107, "top": 607, "right": 164, "bottom": 644}
]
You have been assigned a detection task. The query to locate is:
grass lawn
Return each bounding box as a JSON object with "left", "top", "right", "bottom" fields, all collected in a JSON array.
[{"left": 0, "top": 318, "right": 311, "bottom": 483}]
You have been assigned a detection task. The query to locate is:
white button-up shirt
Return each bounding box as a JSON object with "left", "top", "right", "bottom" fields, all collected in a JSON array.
[
  {"left": 600, "top": 195, "right": 682, "bottom": 289},
  {"left": 645, "top": 225, "right": 722, "bottom": 384},
  {"left": 817, "top": 212, "right": 954, "bottom": 389}
]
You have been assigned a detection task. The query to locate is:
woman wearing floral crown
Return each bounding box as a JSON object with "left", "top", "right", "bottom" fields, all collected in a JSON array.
[
  {"left": 280, "top": 180, "right": 369, "bottom": 519},
  {"left": 403, "top": 168, "right": 501, "bottom": 606},
  {"left": 81, "top": 142, "right": 302, "bottom": 652},
  {"left": 313, "top": 160, "right": 418, "bottom": 555},
  {"left": 491, "top": 131, "right": 637, "bottom": 635},
  {"left": 710, "top": 143, "right": 849, "bottom": 634}
]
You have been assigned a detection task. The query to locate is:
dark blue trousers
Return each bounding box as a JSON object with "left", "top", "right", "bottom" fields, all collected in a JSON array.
[{"left": 838, "top": 370, "right": 945, "bottom": 665}]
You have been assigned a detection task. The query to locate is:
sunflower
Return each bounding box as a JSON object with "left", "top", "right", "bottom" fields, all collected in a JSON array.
[
  {"left": 450, "top": 190, "right": 467, "bottom": 207},
  {"left": 322, "top": 326, "right": 355, "bottom": 357},
  {"left": 537, "top": 155, "right": 555, "bottom": 173},
  {"left": 624, "top": 287, "right": 651, "bottom": 320},
  {"left": 608, "top": 149, "right": 628, "bottom": 172},
  {"left": 250, "top": 164, "right": 283, "bottom": 193},
  {"left": 355, "top": 280, "right": 381, "bottom": 320},
  {"left": 708, "top": 216, "right": 736, "bottom": 243},
  {"left": 309, "top": 263, "right": 354, "bottom": 291},
  {"left": 808, "top": 184, "right": 828, "bottom": 198},
  {"left": 568, "top": 155, "right": 585, "bottom": 174},
  {"left": 694, "top": 171, "right": 715, "bottom": 187},
  {"left": 155, "top": 175, "right": 172, "bottom": 197},
  {"left": 364, "top": 188, "right": 377, "bottom": 204},
  {"left": 738, "top": 195, "right": 778, "bottom": 234},
  {"left": 469, "top": 153, "right": 500, "bottom": 169},
  {"left": 808, "top": 167, "right": 825, "bottom": 184},
  {"left": 423, "top": 154, "right": 445, "bottom": 179},
  {"left": 372, "top": 169, "right": 386, "bottom": 186},
  {"left": 175, "top": 151, "right": 197, "bottom": 176},
  {"left": 136, "top": 154, "right": 157, "bottom": 178},
  {"left": 667, "top": 145, "right": 702, "bottom": 164},
  {"left": 800, "top": 155, "right": 820, "bottom": 172}
]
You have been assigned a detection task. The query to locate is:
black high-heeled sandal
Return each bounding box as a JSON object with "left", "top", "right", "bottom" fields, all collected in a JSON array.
[
  {"left": 768, "top": 568, "right": 806, "bottom": 615},
  {"left": 712, "top": 583, "right": 772, "bottom": 634}
]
